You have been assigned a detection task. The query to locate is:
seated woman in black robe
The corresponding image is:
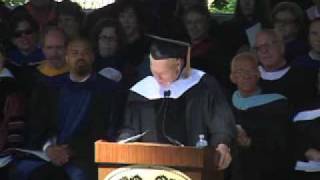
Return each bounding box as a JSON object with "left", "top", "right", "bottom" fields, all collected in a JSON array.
[
  {"left": 90, "top": 19, "right": 126, "bottom": 83},
  {"left": 229, "top": 52, "right": 291, "bottom": 180}
]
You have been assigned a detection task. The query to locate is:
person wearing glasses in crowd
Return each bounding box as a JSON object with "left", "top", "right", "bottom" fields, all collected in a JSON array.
[
  {"left": 229, "top": 52, "right": 291, "bottom": 180},
  {"left": 7, "top": 13, "right": 43, "bottom": 67},
  {"left": 6, "top": 13, "right": 44, "bottom": 92},
  {"left": 90, "top": 19, "right": 125, "bottom": 83},
  {"left": 254, "top": 29, "right": 316, "bottom": 110}
]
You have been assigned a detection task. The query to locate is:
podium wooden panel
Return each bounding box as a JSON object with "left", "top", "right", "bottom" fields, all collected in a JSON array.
[{"left": 95, "top": 141, "right": 223, "bottom": 180}]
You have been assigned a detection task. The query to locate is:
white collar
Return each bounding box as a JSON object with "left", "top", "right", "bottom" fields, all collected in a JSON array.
[
  {"left": 309, "top": 50, "right": 320, "bottom": 61},
  {"left": 293, "top": 108, "right": 320, "bottom": 122},
  {"left": 0, "top": 68, "right": 14, "bottom": 78},
  {"left": 69, "top": 73, "right": 91, "bottom": 82},
  {"left": 259, "top": 65, "right": 290, "bottom": 80},
  {"left": 307, "top": 5, "right": 320, "bottom": 20},
  {"left": 131, "top": 69, "right": 205, "bottom": 100}
]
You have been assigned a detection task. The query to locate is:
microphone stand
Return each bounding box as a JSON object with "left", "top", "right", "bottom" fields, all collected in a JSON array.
[{"left": 161, "top": 90, "right": 184, "bottom": 147}]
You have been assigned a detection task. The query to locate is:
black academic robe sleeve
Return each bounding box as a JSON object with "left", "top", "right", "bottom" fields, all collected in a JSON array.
[
  {"left": 234, "top": 99, "right": 291, "bottom": 177},
  {"left": 294, "top": 118, "right": 320, "bottom": 161},
  {"left": 200, "top": 75, "right": 236, "bottom": 146},
  {"left": 25, "top": 84, "right": 59, "bottom": 150},
  {"left": 117, "top": 91, "right": 150, "bottom": 140}
]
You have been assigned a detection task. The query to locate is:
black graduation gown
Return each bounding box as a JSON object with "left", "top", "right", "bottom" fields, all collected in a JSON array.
[
  {"left": 119, "top": 69, "right": 236, "bottom": 147},
  {"left": 232, "top": 95, "right": 291, "bottom": 180},
  {"left": 0, "top": 73, "right": 25, "bottom": 151},
  {"left": 292, "top": 105, "right": 320, "bottom": 180},
  {"left": 259, "top": 66, "right": 317, "bottom": 110}
]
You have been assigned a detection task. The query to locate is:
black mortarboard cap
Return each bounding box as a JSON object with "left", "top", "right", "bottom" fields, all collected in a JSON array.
[{"left": 147, "top": 34, "right": 192, "bottom": 78}]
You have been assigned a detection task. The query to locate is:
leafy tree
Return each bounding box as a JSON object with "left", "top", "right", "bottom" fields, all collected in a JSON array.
[
  {"left": 3, "top": 0, "right": 27, "bottom": 6},
  {"left": 3, "top": 0, "right": 237, "bottom": 14},
  {"left": 209, "top": 0, "right": 237, "bottom": 14}
]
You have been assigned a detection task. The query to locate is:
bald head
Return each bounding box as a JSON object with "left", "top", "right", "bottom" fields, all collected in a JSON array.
[
  {"left": 66, "top": 38, "right": 95, "bottom": 77},
  {"left": 230, "top": 52, "right": 260, "bottom": 97},
  {"left": 42, "top": 27, "right": 67, "bottom": 68},
  {"left": 231, "top": 52, "right": 258, "bottom": 72}
]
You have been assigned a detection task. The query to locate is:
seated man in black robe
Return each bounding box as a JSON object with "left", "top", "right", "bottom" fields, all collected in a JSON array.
[
  {"left": 11, "top": 38, "right": 119, "bottom": 180},
  {"left": 33, "top": 26, "right": 69, "bottom": 89},
  {"left": 254, "top": 29, "right": 317, "bottom": 110},
  {"left": 118, "top": 35, "right": 236, "bottom": 170},
  {"left": 229, "top": 52, "right": 292, "bottom": 180}
]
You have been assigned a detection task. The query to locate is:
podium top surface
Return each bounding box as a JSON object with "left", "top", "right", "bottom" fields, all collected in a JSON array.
[{"left": 95, "top": 141, "right": 212, "bottom": 168}]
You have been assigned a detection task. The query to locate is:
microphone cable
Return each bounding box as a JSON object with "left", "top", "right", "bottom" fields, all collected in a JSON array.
[{"left": 160, "top": 90, "right": 184, "bottom": 147}]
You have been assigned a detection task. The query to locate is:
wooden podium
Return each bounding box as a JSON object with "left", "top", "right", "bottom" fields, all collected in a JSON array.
[{"left": 95, "top": 141, "right": 223, "bottom": 180}]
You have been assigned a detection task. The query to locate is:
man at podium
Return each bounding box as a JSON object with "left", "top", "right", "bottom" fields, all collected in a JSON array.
[{"left": 118, "top": 35, "right": 236, "bottom": 170}]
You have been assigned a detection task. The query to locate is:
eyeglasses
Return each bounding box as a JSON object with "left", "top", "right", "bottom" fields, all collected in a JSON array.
[
  {"left": 13, "top": 29, "right": 34, "bottom": 38},
  {"left": 98, "top": 35, "right": 117, "bottom": 42},
  {"left": 233, "top": 70, "right": 258, "bottom": 77},
  {"left": 274, "top": 18, "right": 297, "bottom": 26},
  {"left": 253, "top": 41, "right": 280, "bottom": 52}
]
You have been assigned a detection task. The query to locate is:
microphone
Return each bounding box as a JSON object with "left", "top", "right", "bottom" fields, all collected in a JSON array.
[
  {"left": 117, "top": 130, "right": 149, "bottom": 144},
  {"left": 164, "top": 90, "right": 171, "bottom": 98},
  {"left": 161, "top": 90, "right": 184, "bottom": 147}
]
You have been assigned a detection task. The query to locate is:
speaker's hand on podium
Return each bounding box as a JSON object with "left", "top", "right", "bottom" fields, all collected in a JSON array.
[{"left": 215, "top": 143, "right": 232, "bottom": 170}]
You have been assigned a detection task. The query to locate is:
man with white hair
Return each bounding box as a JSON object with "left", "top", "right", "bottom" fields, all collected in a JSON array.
[{"left": 254, "top": 29, "right": 316, "bottom": 110}]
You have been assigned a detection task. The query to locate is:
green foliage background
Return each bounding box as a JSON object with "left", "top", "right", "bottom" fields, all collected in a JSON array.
[
  {"left": 3, "top": 0, "right": 27, "bottom": 6},
  {"left": 209, "top": 0, "right": 237, "bottom": 14},
  {"left": 3, "top": 0, "right": 237, "bottom": 14}
]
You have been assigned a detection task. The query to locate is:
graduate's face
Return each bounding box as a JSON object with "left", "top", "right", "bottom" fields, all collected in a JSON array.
[
  {"left": 58, "top": 14, "right": 80, "bottom": 39},
  {"left": 118, "top": 7, "right": 139, "bottom": 37},
  {"left": 98, "top": 27, "right": 119, "bottom": 58},
  {"left": 43, "top": 30, "right": 66, "bottom": 68},
  {"left": 150, "top": 58, "right": 182, "bottom": 87},
  {"left": 231, "top": 59, "right": 259, "bottom": 96},
  {"left": 255, "top": 32, "right": 285, "bottom": 71},
  {"left": 273, "top": 10, "right": 299, "bottom": 42},
  {"left": 66, "top": 41, "right": 94, "bottom": 76},
  {"left": 309, "top": 21, "right": 320, "bottom": 53},
  {"left": 184, "top": 11, "right": 208, "bottom": 42},
  {"left": 12, "top": 20, "right": 37, "bottom": 53},
  {"left": 240, "top": 0, "right": 255, "bottom": 17}
]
